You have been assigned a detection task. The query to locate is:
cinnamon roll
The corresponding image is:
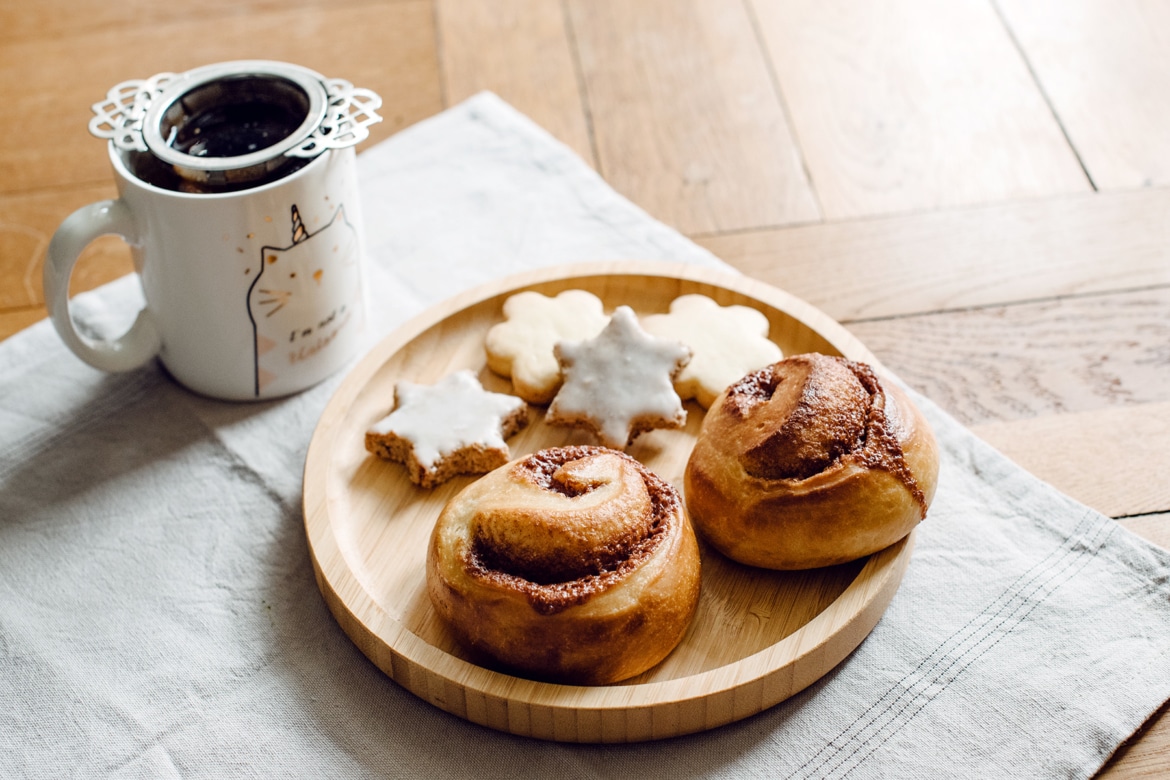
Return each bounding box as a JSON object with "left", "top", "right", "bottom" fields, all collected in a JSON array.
[
  {"left": 684, "top": 353, "right": 939, "bottom": 570},
  {"left": 427, "top": 445, "right": 701, "bottom": 685}
]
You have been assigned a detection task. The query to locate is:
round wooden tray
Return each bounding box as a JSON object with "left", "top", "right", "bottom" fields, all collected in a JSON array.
[{"left": 303, "top": 260, "right": 914, "bottom": 743}]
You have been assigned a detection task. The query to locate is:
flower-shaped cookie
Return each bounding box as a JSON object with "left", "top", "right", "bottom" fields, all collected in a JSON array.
[
  {"left": 365, "top": 370, "right": 529, "bottom": 488},
  {"left": 485, "top": 290, "right": 610, "bottom": 404},
  {"left": 547, "top": 306, "right": 692, "bottom": 449},
  {"left": 641, "top": 294, "right": 783, "bottom": 408}
]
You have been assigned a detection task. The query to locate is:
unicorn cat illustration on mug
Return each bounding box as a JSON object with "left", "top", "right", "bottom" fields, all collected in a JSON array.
[
  {"left": 246, "top": 203, "right": 363, "bottom": 397},
  {"left": 46, "top": 63, "right": 380, "bottom": 400}
]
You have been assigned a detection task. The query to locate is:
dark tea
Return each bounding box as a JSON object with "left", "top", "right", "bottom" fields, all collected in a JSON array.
[
  {"left": 94, "top": 62, "right": 381, "bottom": 195},
  {"left": 124, "top": 146, "right": 311, "bottom": 194},
  {"left": 131, "top": 70, "right": 320, "bottom": 194},
  {"left": 172, "top": 101, "right": 304, "bottom": 159}
]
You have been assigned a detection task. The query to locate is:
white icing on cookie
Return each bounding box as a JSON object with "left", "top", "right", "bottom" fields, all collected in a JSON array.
[
  {"left": 641, "top": 294, "right": 783, "bottom": 408},
  {"left": 368, "top": 370, "right": 527, "bottom": 472},
  {"left": 548, "top": 306, "right": 691, "bottom": 449},
  {"left": 484, "top": 290, "right": 610, "bottom": 404}
]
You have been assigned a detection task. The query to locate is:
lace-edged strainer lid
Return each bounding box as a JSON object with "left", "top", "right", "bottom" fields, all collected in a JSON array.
[{"left": 89, "top": 60, "right": 382, "bottom": 187}]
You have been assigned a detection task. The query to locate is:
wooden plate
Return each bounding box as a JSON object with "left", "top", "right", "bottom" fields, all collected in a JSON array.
[{"left": 303, "top": 260, "right": 914, "bottom": 743}]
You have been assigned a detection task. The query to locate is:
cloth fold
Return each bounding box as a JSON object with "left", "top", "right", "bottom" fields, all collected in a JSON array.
[{"left": 2, "top": 92, "right": 1168, "bottom": 779}]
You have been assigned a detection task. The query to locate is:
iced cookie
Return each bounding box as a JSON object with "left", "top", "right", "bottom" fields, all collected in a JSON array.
[
  {"left": 547, "top": 306, "right": 692, "bottom": 449},
  {"left": 641, "top": 294, "right": 783, "bottom": 408},
  {"left": 365, "top": 370, "right": 529, "bottom": 488},
  {"left": 485, "top": 290, "right": 610, "bottom": 404}
]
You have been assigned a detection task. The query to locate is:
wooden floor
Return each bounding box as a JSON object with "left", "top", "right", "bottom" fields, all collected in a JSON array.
[{"left": 2, "top": 1, "right": 1168, "bottom": 774}]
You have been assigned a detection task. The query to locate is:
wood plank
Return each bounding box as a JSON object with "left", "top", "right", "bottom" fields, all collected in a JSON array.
[
  {"left": 1089, "top": 509, "right": 1166, "bottom": 780},
  {"left": 0, "top": 307, "right": 48, "bottom": 342},
  {"left": 0, "top": 1, "right": 443, "bottom": 195},
  {"left": 0, "top": 0, "right": 408, "bottom": 41},
  {"left": 0, "top": 182, "right": 128, "bottom": 311},
  {"left": 749, "top": 0, "right": 1090, "bottom": 219},
  {"left": 997, "top": 0, "right": 1170, "bottom": 191},
  {"left": 304, "top": 260, "right": 910, "bottom": 740},
  {"left": 969, "top": 427, "right": 1170, "bottom": 780},
  {"left": 971, "top": 403, "right": 1170, "bottom": 519},
  {"left": 850, "top": 287, "right": 1170, "bottom": 427},
  {"left": 1100, "top": 694, "right": 1170, "bottom": 779},
  {"left": 566, "top": 0, "right": 820, "bottom": 235},
  {"left": 435, "top": 0, "right": 594, "bottom": 165},
  {"left": 1118, "top": 513, "right": 1170, "bottom": 552},
  {"left": 698, "top": 187, "right": 1170, "bottom": 321}
]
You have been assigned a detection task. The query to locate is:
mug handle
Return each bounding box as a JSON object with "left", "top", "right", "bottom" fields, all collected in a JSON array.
[{"left": 44, "top": 199, "right": 161, "bottom": 372}]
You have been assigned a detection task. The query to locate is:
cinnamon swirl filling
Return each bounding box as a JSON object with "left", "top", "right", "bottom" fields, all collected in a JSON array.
[
  {"left": 463, "top": 446, "right": 675, "bottom": 614},
  {"left": 429, "top": 444, "right": 701, "bottom": 683},
  {"left": 726, "top": 354, "right": 927, "bottom": 516}
]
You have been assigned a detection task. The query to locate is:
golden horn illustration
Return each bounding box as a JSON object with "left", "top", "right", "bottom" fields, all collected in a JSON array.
[{"left": 291, "top": 204, "right": 308, "bottom": 244}]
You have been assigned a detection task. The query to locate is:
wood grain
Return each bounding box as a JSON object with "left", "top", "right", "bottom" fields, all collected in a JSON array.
[
  {"left": 699, "top": 187, "right": 1170, "bottom": 321},
  {"left": 1119, "top": 513, "right": 1170, "bottom": 552},
  {"left": 0, "top": 182, "right": 134, "bottom": 340},
  {"left": 0, "top": 183, "right": 125, "bottom": 311},
  {"left": 749, "top": 0, "right": 1090, "bottom": 219},
  {"left": 0, "top": 1, "right": 443, "bottom": 196},
  {"left": 1099, "top": 504, "right": 1170, "bottom": 778},
  {"left": 0, "top": 0, "right": 410, "bottom": 40},
  {"left": 0, "top": 0, "right": 442, "bottom": 341},
  {"left": 435, "top": 0, "right": 594, "bottom": 165},
  {"left": 1105, "top": 715, "right": 1170, "bottom": 780},
  {"left": 972, "top": 404, "right": 1170, "bottom": 519},
  {"left": 0, "top": 308, "right": 48, "bottom": 340},
  {"left": 303, "top": 261, "right": 908, "bottom": 741},
  {"left": 1, "top": 0, "right": 1167, "bottom": 770},
  {"left": 566, "top": 0, "right": 820, "bottom": 235},
  {"left": 997, "top": 0, "right": 1170, "bottom": 190},
  {"left": 849, "top": 287, "right": 1170, "bottom": 427}
]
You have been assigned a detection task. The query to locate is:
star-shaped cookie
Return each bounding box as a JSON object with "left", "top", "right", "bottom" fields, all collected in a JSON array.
[
  {"left": 484, "top": 290, "right": 610, "bottom": 404},
  {"left": 547, "top": 306, "right": 692, "bottom": 449},
  {"left": 641, "top": 294, "right": 783, "bottom": 408},
  {"left": 365, "top": 370, "right": 529, "bottom": 488}
]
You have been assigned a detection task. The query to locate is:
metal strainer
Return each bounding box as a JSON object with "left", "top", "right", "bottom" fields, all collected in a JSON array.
[{"left": 89, "top": 60, "right": 382, "bottom": 189}]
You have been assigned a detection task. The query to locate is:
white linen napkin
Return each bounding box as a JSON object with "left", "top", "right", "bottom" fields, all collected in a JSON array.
[{"left": 2, "top": 92, "right": 1169, "bottom": 779}]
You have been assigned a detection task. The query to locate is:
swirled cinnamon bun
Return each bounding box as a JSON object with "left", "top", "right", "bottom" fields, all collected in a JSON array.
[
  {"left": 684, "top": 353, "right": 939, "bottom": 570},
  {"left": 426, "top": 445, "right": 701, "bottom": 685}
]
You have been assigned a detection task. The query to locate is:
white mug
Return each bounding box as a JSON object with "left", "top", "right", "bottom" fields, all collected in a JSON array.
[{"left": 44, "top": 61, "right": 378, "bottom": 401}]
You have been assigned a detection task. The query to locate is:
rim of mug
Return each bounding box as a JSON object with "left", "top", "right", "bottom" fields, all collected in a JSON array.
[
  {"left": 140, "top": 60, "right": 330, "bottom": 177},
  {"left": 107, "top": 140, "right": 340, "bottom": 200}
]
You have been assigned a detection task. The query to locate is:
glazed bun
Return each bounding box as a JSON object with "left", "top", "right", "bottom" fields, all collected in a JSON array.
[
  {"left": 684, "top": 353, "right": 939, "bottom": 570},
  {"left": 427, "top": 445, "right": 701, "bottom": 685}
]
